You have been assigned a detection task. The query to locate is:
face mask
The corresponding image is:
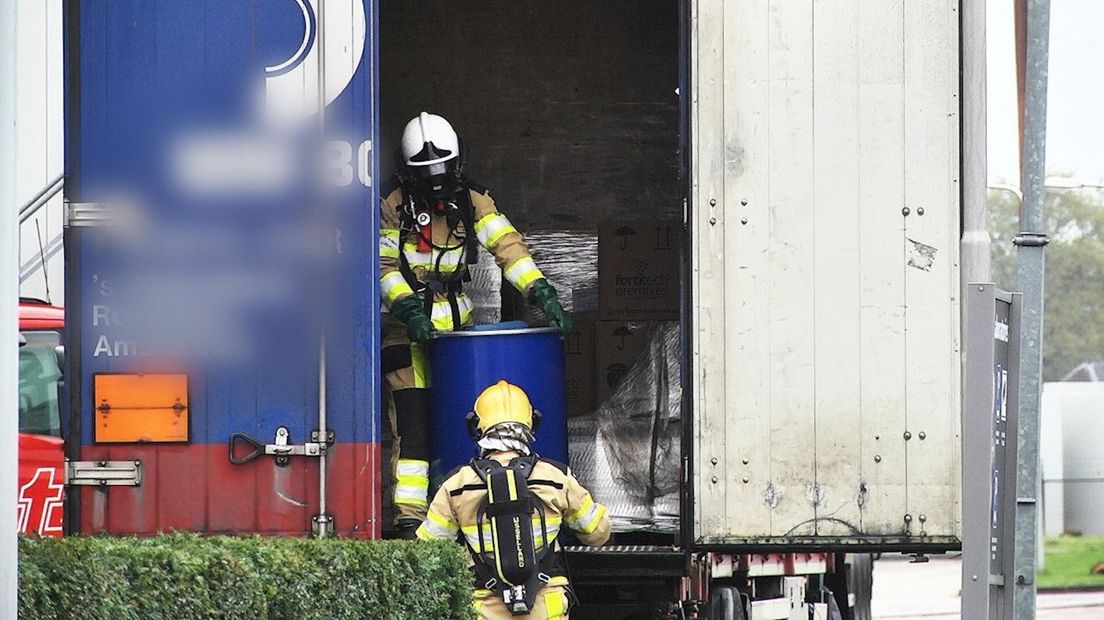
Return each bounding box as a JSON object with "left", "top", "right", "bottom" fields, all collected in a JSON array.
[{"left": 410, "top": 161, "right": 457, "bottom": 203}]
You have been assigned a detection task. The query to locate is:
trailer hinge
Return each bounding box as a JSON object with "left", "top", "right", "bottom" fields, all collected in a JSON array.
[
  {"left": 66, "top": 459, "right": 143, "bottom": 486},
  {"left": 228, "top": 426, "right": 333, "bottom": 467},
  {"left": 64, "top": 201, "right": 112, "bottom": 228}
]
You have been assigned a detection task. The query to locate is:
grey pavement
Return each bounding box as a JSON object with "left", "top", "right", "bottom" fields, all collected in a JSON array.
[{"left": 871, "top": 554, "right": 1104, "bottom": 619}]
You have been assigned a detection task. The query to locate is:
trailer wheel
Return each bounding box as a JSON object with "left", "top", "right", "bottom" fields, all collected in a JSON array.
[
  {"left": 706, "top": 586, "right": 747, "bottom": 620},
  {"left": 847, "top": 554, "right": 873, "bottom": 620}
]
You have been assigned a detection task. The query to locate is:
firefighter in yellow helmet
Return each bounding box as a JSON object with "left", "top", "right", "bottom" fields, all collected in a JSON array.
[
  {"left": 416, "top": 381, "right": 609, "bottom": 620},
  {"left": 381, "top": 113, "right": 571, "bottom": 534}
]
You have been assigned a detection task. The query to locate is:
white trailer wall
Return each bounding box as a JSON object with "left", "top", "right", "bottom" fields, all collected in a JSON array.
[
  {"left": 16, "top": 1, "right": 64, "bottom": 304},
  {"left": 691, "top": 0, "right": 961, "bottom": 546},
  {"left": 1041, "top": 382, "right": 1104, "bottom": 537},
  {"left": 1040, "top": 383, "right": 1065, "bottom": 538}
]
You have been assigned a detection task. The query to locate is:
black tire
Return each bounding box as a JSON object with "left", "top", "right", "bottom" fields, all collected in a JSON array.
[
  {"left": 847, "top": 554, "right": 873, "bottom": 620},
  {"left": 706, "top": 586, "right": 747, "bottom": 620}
]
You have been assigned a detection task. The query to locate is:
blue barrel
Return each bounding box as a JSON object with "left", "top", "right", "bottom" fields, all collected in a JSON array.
[{"left": 429, "top": 325, "right": 568, "bottom": 477}]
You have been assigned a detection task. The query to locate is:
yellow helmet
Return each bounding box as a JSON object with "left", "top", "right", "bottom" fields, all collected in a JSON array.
[{"left": 466, "top": 380, "right": 539, "bottom": 439}]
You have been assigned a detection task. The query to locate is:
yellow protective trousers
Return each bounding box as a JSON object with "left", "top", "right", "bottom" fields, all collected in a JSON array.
[
  {"left": 382, "top": 312, "right": 473, "bottom": 523},
  {"left": 472, "top": 585, "right": 571, "bottom": 620}
]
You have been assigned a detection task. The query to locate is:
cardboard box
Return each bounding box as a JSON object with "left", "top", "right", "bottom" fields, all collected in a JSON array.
[
  {"left": 598, "top": 220, "right": 680, "bottom": 320},
  {"left": 564, "top": 317, "right": 596, "bottom": 417},
  {"left": 595, "top": 320, "right": 656, "bottom": 404}
]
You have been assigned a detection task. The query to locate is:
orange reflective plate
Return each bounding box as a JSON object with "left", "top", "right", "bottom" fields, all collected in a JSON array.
[{"left": 93, "top": 374, "right": 189, "bottom": 443}]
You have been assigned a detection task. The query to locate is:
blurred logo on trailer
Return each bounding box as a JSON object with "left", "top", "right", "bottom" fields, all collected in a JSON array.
[
  {"left": 263, "top": 0, "right": 367, "bottom": 124},
  {"left": 171, "top": 0, "right": 370, "bottom": 197}
]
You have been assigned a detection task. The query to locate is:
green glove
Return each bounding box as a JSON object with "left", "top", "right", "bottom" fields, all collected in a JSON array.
[
  {"left": 391, "top": 295, "right": 436, "bottom": 343},
  {"left": 528, "top": 279, "right": 573, "bottom": 339}
]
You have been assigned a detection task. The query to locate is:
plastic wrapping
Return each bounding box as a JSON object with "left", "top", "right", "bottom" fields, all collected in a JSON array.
[
  {"left": 467, "top": 248, "right": 502, "bottom": 325},
  {"left": 467, "top": 231, "right": 597, "bottom": 325},
  {"left": 569, "top": 321, "right": 681, "bottom": 532},
  {"left": 509, "top": 231, "right": 599, "bottom": 323}
]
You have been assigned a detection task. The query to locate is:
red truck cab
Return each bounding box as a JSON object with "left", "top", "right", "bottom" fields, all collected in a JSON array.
[{"left": 17, "top": 298, "right": 65, "bottom": 536}]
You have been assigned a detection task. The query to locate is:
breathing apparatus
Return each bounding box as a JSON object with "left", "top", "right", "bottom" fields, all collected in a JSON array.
[
  {"left": 464, "top": 382, "right": 559, "bottom": 616},
  {"left": 396, "top": 112, "right": 476, "bottom": 260}
]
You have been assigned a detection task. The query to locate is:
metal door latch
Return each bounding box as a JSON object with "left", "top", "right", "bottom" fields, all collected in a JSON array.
[
  {"left": 66, "top": 459, "right": 143, "bottom": 486},
  {"left": 228, "top": 426, "right": 333, "bottom": 467}
]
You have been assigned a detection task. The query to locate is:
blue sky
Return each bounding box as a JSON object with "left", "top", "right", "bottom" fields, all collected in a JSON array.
[{"left": 988, "top": 0, "right": 1104, "bottom": 184}]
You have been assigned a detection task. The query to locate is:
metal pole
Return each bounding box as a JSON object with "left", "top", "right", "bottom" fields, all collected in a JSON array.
[
  {"left": 961, "top": 0, "right": 990, "bottom": 286},
  {"left": 1012, "top": 0, "right": 1050, "bottom": 617},
  {"left": 1015, "top": 0, "right": 1027, "bottom": 179},
  {"left": 18, "top": 174, "right": 64, "bottom": 223},
  {"left": 0, "top": 0, "right": 20, "bottom": 615},
  {"left": 315, "top": 0, "right": 330, "bottom": 539},
  {"left": 962, "top": 3, "right": 998, "bottom": 613},
  {"left": 960, "top": 4, "right": 991, "bottom": 615}
]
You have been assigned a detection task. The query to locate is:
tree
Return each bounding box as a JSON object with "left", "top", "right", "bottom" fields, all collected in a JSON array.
[{"left": 989, "top": 187, "right": 1104, "bottom": 381}]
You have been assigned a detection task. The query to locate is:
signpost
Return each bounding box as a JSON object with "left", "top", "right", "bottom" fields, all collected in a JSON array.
[{"left": 963, "top": 284, "right": 1023, "bottom": 619}]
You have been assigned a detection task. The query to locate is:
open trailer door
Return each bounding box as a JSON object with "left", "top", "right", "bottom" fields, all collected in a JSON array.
[
  {"left": 689, "top": 0, "right": 962, "bottom": 550},
  {"left": 64, "top": 0, "right": 382, "bottom": 537}
]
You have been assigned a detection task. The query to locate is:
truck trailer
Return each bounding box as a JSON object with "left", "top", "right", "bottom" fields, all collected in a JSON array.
[{"left": 59, "top": 1, "right": 979, "bottom": 618}]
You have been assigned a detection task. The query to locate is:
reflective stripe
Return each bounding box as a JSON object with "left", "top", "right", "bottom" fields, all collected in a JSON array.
[
  {"left": 430, "top": 295, "right": 474, "bottom": 331},
  {"left": 565, "top": 497, "right": 606, "bottom": 534},
  {"left": 397, "top": 459, "right": 429, "bottom": 477},
  {"left": 381, "top": 271, "right": 414, "bottom": 306},
  {"left": 379, "top": 229, "right": 400, "bottom": 258},
  {"left": 395, "top": 459, "right": 430, "bottom": 508},
  {"left": 503, "top": 256, "right": 544, "bottom": 292},
  {"left": 545, "top": 589, "right": 567, "bottom": 620},
  {"left": 396, "top": 474, "right": 428, "bottom": 490},
  {"left": 401, "top": 243, "right": 432, "bottom": 267},
  {"left": 403, "top": 243, "right": 465, "bottom": 273},
  {"left": 394, "top": 485, "right": 428, "bottom": 508},
  {"left": 474, "top": 213, "right": 517, "bottom": 248},
  {"left": 463, "top": 517, "right": 562, "bottom": 552},
  {"left": 418, "top": 509, "right": 458, "bottom": 540}
]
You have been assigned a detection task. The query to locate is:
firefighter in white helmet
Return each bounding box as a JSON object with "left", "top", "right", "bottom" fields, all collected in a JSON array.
[
  {"left": 416, "top": 381, "right": 610, "bottom": 619},
  {"left": 380, "top": 113, "right": 572, "bottom": 534}
]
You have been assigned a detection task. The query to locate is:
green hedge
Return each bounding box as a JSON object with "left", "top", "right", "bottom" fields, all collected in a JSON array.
[{"left": 19, "top": 534, "right": 476, "bottom": 620}]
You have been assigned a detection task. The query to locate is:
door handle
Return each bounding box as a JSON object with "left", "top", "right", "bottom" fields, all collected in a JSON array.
[{"left": 228, "top": 426, "right": 329, "bottom": 467}]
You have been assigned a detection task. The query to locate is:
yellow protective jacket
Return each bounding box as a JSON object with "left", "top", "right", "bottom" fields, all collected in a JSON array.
[
  {"left": 379, "top": 181, "right": 545, "bottom": 331},
  {"left": 415, "top": 451, "right": 611, "bottom": 611}
]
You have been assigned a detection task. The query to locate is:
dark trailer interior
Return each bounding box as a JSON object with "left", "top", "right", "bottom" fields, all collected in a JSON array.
[
  {"left": 381, "top": 1, "right": 687, "bottom": 617},
  {"left": 380, "top": 1, "right": 681, "bottom": 228}
]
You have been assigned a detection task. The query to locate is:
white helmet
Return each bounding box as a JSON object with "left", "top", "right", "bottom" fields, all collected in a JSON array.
[{"left": 401, "top": 112, "right": 460, "bottom": 169}]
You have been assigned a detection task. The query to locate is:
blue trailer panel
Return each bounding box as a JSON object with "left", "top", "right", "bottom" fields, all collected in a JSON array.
[{"left": 65, "top": 0, "right": 381, "bottom": 537}]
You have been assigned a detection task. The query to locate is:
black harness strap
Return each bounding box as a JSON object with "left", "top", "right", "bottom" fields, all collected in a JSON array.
[
  {"left": 449, "top": 483, "right": 487, "bottom": 497},
  {"left": 396, "top": 177, "right": 479, "bottom": 331}
]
